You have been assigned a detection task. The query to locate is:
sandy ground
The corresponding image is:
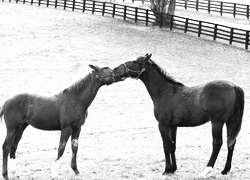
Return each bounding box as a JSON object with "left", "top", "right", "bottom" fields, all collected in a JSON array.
[{"left": 0, "top": 2, "right": 250, "bottom": 180}]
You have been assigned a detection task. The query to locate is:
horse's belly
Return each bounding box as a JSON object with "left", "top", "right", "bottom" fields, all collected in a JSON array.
[
  {"left": 28, "top": 107, "right": 60, "bottom": 130},
  {"left": 30, "top": 118, "right": 60, "bottom": 130},
  {"left": 177, "top": 113, "right": 210, "bottom": 127},
  {"left": 29, "top": 115, "right": 60, "bottom": 130}
]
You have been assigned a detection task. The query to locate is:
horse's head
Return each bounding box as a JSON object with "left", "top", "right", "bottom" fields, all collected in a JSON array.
[
  {"left": 89, "top": 65, "right": 115, "bottom": 85},
  {"left": 113, "top": 53, "right": 153, "bottom": 81}
]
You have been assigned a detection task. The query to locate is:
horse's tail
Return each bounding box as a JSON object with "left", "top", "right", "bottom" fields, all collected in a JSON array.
[{"left": 227, "top": 86, "right": 244, "bottom": 148}]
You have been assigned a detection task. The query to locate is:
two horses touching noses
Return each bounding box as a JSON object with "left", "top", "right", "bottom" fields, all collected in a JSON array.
[{"left": 0, "top": 54, "right": 245, "bottom": 179}]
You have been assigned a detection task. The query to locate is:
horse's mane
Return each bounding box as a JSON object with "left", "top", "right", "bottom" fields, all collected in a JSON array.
[
  {"left": 151, "top": 61, "right": 184, "bottom": 86},
  {"left": 62, "top": 73, "right": 92, "bottom": 95}
]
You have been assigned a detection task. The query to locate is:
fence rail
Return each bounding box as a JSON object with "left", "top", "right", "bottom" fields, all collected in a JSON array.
[
  {"left": 112, "top": 0, "right": 250, "bottom": 19},
  {"left": 172, "top": 15, "right": 249, "bottom": 49},
  {"left": 176, "top": 0, "right": 250, "bottom": 19},
  {"left": 2, "top": 0, "right": 250, "bottom": 49}
]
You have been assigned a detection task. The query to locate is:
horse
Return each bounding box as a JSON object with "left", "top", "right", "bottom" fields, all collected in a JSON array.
[
  {"left": 112, "top": 54, "right": 244, "bottom": 178},
  {"left": 0, "top": 65, "right": 115, "bottom": 180}
]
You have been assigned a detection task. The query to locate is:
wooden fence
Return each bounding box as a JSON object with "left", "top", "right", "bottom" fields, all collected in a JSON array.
[
  {"left": 172, "top": 15, "right": 249, "bottom": 49},
  {"left": 176, "top": 0, "right": 250, "bottom": 19},
  {"left": 112, "top": 0, "right": 250, "bottom": 19},
  {"left": 2, "top": 0, "right": 250, "bottom": 49}
]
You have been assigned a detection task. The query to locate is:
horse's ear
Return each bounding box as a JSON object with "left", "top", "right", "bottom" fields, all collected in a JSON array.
[
  {"left": 146, "top": 54, "right": 153, "bottom": 64},
  {"left": 147, "top": 54, "right": 152, "bottom": 59},
  {"left": 89, "top": 64, "right": 98, "bottom": 71}
]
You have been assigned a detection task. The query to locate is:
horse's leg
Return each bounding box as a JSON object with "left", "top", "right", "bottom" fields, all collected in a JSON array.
[
  {"left": 2, "top": 127, "right": 19, "bottom": 180},
  {"left": 170, "top": 126, "right": 177, "bottom": 172},
  {"left": 159, "top": 123, "right": 173, "bottom": 174},
  {"left": 52, "top": 127, "right": 73, "bottom": 179},
  {"left": 10, "top": 124, "right": 28, "bottom": 159},
  {"left": 9, "top": 124, "right": 28, "bottom": 178},
  {"left": 221, "top": 120, "right": 237, "bottom": 175},
  {"left": 221, "top": 140, "right": 236, "bottom": 175},
  {"left": 71, "top": 127, "right": 81, "bottom": 175},
  {"left": 201, "top": 121, "right": 223, "bottom": 178}
]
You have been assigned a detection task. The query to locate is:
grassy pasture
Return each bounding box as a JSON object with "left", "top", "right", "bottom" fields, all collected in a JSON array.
[{"left": 0, "top": 2, "right": 250, "bottom": 179}]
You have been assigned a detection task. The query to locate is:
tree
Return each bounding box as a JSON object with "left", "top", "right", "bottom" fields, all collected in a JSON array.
[{"left": 150, "top": 0, "right": 176, "bottom": 27}]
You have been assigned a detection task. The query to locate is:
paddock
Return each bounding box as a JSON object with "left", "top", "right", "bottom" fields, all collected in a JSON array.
[{"left": 0, "top": 2, "right": 250, "bottom": 179}]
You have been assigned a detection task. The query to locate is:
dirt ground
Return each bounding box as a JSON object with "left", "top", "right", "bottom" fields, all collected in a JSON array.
[{"left": 0, "top": 2, "right": 250, "bottom": 180}]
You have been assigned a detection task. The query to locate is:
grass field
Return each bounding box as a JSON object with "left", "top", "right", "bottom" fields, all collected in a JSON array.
[{"left": 0, "top": 2, "right": 250, "bottom": 179}]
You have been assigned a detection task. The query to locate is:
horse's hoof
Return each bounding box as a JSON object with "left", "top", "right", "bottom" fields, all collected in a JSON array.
[
  {"left": 200, "top": 167, "right": 213, "bottom": 178},
  {"left": 3, "top": 176, "right": 9, "bottom": 180},
  {"left": 162, "top": 169, "right": 174, "bottom": 175},
  {"left": 221, "top": 169, "right": 230, "bottom": 175}
]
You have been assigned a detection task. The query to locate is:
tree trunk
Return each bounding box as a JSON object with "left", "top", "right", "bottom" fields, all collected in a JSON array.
[{"left": 151, "top": 0, "right": 175, "bottom": 27}]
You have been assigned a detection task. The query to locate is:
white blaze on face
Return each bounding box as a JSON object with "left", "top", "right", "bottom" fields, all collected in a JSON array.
[{"left": 72, "top": 139, "right": 78, "bottom": 147}]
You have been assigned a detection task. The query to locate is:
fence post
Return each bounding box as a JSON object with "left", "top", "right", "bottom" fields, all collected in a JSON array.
[
  {"left": 83, "top": 0, "right": 86, "bottom": 12},
  {"left": 208, "top": 0, "right": 210, "bottom": 14},
  {"left": 220, "top": 2, "right": 223, "bottom": 16},
  {"left": 135, "top": 7, "right": 138, "bottom": 23},
  {"left": 92, "top": 1, "right": 95, "bottom": 14},
  {"left": 196, "top": 0, "right": 198, "bottom": 11},
  {"left": 185, "top": 0, "right": 187, "bottom": 9},
  {"left": 38, "top": 0, "right": 41, "bottom": 6},
  {"left": 55, "top": 0, "right": 57, "bottom": 8},
  {"left": 72, "top": 0, "right": 75, "bottom": 11},
  {"left": 213, "top": 24, "right": 217, "bottom": 40},
  {"left": 23, "top": 0, "right": 25, "bottom": 4},
  {"left": 229, "top": 28, "right": 234, "bottom": 45},
  {"left": 233, "top": 3, "right": 236, "bottom": 17},
  {"left": 47, "top": 0, "right": 49, "bottom": 7},
  {"left": 245, "top": 31, "right": 249, "bottom": 49},
  {"left": 102, "top": 2, "right": 105, "bottom": 16},
  {"left": 246, "top": 5, "right": 249, "bottom": 19},
  {"left": 64, "top": 0, "right": 66, "bottom": 10},
  {"left": 170, "top": 15, "right": 174, "bottom": 30},
  {"left": 31, "top": 0, "right": 33, "bottom": 5},
  {"left": 146, "top": 9, "right": 149, "bottom": 26},
  {"left": 184, "top": 18, "right": 188, "bottom": 33},
  {"left": 112, "top": 4, "right": 116, "bottom": 17},
  {"left": 198, "top": 21, "right": 202, "bottom": 37},
  {"left": 124, "top": 6, "right": 127, "bottom": 20}
]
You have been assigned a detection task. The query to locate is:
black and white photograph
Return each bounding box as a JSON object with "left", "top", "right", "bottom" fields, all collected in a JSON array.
[{"left": 0, "top": 0, "right": 249, "bottom": 179}]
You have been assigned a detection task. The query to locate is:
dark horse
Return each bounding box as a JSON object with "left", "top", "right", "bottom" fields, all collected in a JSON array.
[
  {"left": 0, "top": 65, "right": 115, "bottom": 180},
  {"left": 113, "top": 54, "right": 244, "bottom": 177}
]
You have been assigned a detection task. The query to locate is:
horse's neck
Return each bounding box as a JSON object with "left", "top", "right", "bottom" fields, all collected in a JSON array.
[
  {"left": 81, "top": 79, "right": 102, "bottom": 107},
  {"left": 73, "top": 76, "right": 102, "bottom": 108},
  {"left": 140, "top": 67, "right": 180, "bottom": 102}
]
